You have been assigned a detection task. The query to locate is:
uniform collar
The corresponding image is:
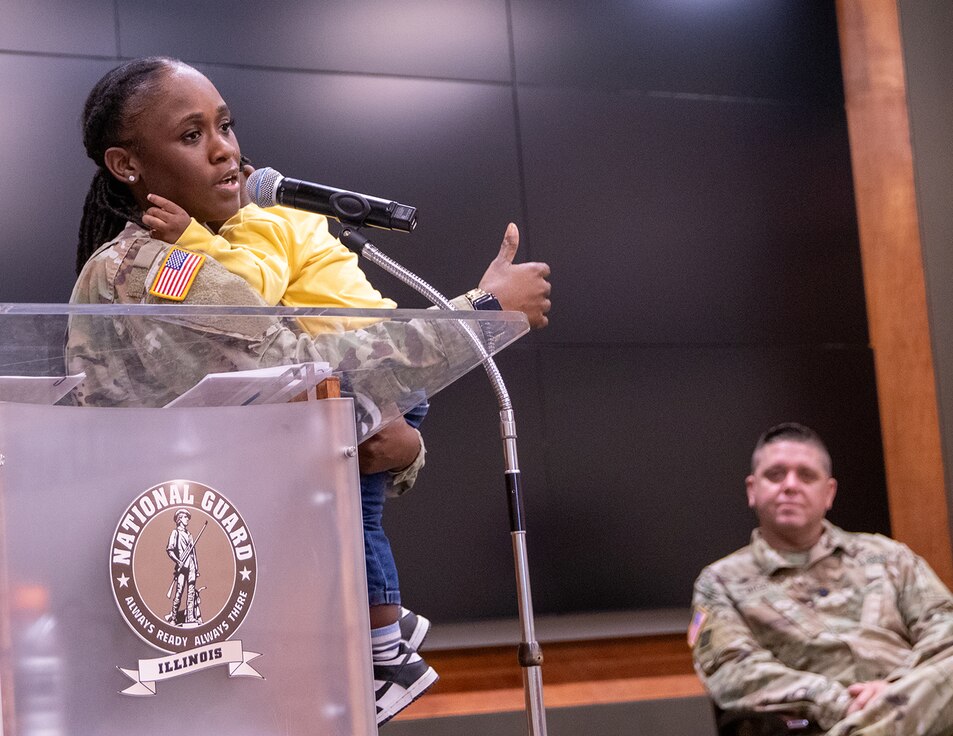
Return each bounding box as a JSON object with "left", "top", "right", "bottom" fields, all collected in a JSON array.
[{"left": 751, "top": 520, "right": 848, "bottom": 575}]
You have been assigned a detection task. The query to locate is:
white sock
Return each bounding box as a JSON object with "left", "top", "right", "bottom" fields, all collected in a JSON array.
[{"left": 371, "top": 621, "right": 401, "bottom": 663}]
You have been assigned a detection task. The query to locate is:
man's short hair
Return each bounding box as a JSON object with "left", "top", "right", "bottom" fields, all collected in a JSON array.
[{"left": 751, "top": 422, "right": 832, "bottom": 475}]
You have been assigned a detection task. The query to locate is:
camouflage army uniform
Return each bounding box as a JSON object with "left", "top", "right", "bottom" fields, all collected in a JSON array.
[
  {"left": 67, "top": 224, "right": 488, "bottom": 421},
  {"left": 691, "top": 521, "right": 953, "bottom": 735},
  {"left": 69, "top": 224, "right": 519, "bottom": 620}
]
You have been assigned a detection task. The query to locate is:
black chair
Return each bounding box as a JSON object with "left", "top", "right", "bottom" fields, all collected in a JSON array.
[{"left": 713, "top": 703, "right": 824, "bottom": 736}]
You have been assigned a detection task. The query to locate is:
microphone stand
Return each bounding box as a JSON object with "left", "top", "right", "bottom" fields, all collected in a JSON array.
[{"left": 337, "top": 224, "right": 548, "bottom": 736}]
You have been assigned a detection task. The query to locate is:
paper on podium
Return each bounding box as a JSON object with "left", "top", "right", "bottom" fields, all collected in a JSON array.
[
  {"left": 164, "top": 362, "right": 332, "bottom": 407},
  {"left": 0, "top": 372, "right": 86, "bottom": 404}
]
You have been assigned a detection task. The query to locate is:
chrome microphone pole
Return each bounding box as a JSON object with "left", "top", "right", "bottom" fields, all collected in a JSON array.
[{"left": 338, "top": 225, "right": 548, "bottom": 736}]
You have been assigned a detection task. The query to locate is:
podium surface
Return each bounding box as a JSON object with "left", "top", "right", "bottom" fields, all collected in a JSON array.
[{"left": 0, "top": 304, "right": 528, "bottom": 735}]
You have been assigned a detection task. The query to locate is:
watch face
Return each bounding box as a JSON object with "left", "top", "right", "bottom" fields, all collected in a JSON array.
[
  {"left": 473, "top": 294, "right": 502, "bottom": 311},
  {"left": 465, "top": 288, "right": 501, "bottom": 310}
]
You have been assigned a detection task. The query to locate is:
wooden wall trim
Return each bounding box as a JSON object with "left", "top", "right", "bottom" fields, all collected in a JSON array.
[
  {"left": 424, "top": 634, "right": 695, "bottom": 693},
  {"left": 395, "top": 635, "right": 703, "bottom": 721},
  {"left": 836, "top": 0, "right": 953, "bottom": 584}
]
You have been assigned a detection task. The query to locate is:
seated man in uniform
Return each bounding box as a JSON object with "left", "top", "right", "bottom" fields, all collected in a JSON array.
[{"left": 690, "top": 422, "right": 953, "bottom": 736}]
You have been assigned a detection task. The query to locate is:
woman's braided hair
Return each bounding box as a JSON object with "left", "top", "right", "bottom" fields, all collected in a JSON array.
[{"left": 76, "top": 56, "right": 180, "bottom": 274}]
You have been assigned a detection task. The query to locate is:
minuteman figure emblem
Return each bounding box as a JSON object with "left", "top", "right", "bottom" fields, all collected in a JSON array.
[{"left": 166, "top": 508, "right": 205, "bottom": 626}]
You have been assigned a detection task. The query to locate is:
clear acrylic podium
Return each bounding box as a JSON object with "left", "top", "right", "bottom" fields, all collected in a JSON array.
[{"left": 0, "top": 304, "right": 528, "bottom": 736}]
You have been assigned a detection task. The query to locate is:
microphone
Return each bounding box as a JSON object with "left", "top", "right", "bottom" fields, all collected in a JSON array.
[{"left": 245, "top": 167, "right": 417, "bottom": 232}]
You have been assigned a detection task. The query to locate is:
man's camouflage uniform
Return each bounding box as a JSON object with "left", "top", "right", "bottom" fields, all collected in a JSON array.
[
  {"left": 691, "top": 520, "right": 953, "bottom": 735},
  {"left": 67, "top": 224, "right": 489, "bottom": 422}
]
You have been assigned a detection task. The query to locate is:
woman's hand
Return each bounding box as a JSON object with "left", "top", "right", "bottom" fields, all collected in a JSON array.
[{"left": 478, "top": 223, "right": 552, "bottom": 329}]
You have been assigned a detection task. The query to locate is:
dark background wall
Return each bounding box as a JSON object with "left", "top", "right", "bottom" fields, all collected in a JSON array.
[
  {"left": 898, "top": 1, "right": 953, "bottom": 545},
  {"left": 0, "top": 1, "right": 889, "bottom": 625}
]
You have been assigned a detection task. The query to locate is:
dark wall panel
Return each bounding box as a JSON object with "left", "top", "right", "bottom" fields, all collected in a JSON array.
[
  {"left": 117, "top": 0, "right": 511, "bottom": 81},
  {"left": 898, "top": 1, "right": 953, "bottom": 521},
  {"left": 530, "top": 344, "right": 887, "bottom": 613},
  {"left": 387, "top": 345, "right": 548, "bottom": 621},
  {"left": 0, "top": 0, "right": 115, "bottom": 55},
  {"left": 0, "top": 56, "right": 115, "bottom": 302},
  {"left": 391, "top": 343, "right": 888, "bottom": 619},
  {"left": 511, "top": 0, "right": 843, "bottom": 100},
  {"left": 519, "top": 87, "right": 866, "bottom": 345},
  {"left": 200, "top": 63, "right": 523, "bottom": 307},
  {"left": 0, "top": 3, "right": 886, "bottom": 627}
]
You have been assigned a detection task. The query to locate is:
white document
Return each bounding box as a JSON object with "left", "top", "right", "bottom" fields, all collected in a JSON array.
[
  {"left": 165, "top": 362, "right": 332, "bottom": 408},
  {"left": 0, "top": 373, "right": 86, "bottom": 405}
]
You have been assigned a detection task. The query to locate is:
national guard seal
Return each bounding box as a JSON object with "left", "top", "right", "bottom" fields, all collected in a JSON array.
[{"left": 110, "top": 480, "right": 263, "bottom": 695}]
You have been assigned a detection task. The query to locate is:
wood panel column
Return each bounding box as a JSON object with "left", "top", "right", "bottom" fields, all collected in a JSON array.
[{"left": 836, "top": 0, "right": 953, "bottom": 584}]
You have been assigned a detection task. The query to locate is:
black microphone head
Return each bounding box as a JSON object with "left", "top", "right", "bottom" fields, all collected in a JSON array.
[{"left": 246, "top": 167, "right": 283, "bottom": 208}]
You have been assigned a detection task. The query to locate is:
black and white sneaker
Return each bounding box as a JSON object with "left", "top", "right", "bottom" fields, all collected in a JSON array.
[
  {"left": 374, "top": 643, "right": 439, "bottom": 726},
  {"left": 398, "top": 607, "right": 431, "bottom": 651}
]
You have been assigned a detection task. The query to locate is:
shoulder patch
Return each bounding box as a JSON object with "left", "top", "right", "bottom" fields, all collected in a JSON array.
[
  {"left": 149, "top": 247, "right": 206, "bottom": 301},
  {"left": 688, "top": 606, "right": 709, "bottom": 647}
]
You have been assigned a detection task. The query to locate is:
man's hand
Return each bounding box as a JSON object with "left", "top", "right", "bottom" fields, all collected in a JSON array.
[
  {"left": 846, "top": 680, "right": 888, "bottom": 714},
  {"left": 358, "top": 420, "right": 422, "bottom": 475},
  {"left": 478, "top": 223, "right": 551, "bottom": 329},
  {"left": 143, "top": 194, "right": 192, "bottom": 243}
]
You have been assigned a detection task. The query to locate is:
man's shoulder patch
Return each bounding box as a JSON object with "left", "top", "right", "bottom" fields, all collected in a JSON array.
[
  {"left": 688, "top": 606, "right": 709, "bottom": 647},
  {"left": 149, "top": 247, "right": 206, "bottom": 301}
]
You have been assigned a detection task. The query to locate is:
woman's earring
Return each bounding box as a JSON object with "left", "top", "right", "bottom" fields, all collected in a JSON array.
[{"left": 128, "top": 175, "right": 136, "bottom": 182}]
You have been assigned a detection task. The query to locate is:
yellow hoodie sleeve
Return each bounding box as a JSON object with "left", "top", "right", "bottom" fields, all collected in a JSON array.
[{"left": 176, "top": 209, "right": 292, "bottom": 306}]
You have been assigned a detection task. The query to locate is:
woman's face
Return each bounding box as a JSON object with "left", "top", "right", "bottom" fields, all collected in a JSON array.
[{"left": 125, "top": 66, "right": 243, "bottom": 224}]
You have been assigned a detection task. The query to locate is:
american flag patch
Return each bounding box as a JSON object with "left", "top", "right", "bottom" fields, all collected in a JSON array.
[
  {"left": 687, "top": 607, "right": 708, "bottom": 647},
  {"left": 149, "top": 247, "right": 205, "bottom": 301}
]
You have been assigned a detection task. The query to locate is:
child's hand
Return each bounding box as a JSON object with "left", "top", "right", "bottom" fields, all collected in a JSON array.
[
  {"left": 358, "top": 420, "right": 422, "bottom": 475},
  {"left": 239, "top": 162, "right": 255, "bottom": 208},
  {"left": 143, "top": 193, "right": 192, "bottom": 243}
]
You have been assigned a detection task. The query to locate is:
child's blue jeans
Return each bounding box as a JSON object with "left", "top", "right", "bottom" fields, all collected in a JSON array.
[{"left": 362, "top": 401, "right": 428, "bottom": 607}]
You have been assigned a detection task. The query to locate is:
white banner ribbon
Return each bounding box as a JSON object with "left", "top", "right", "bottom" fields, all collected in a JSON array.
[{"left": 118, "top": 640, "right": 263, "bottom": 696}]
